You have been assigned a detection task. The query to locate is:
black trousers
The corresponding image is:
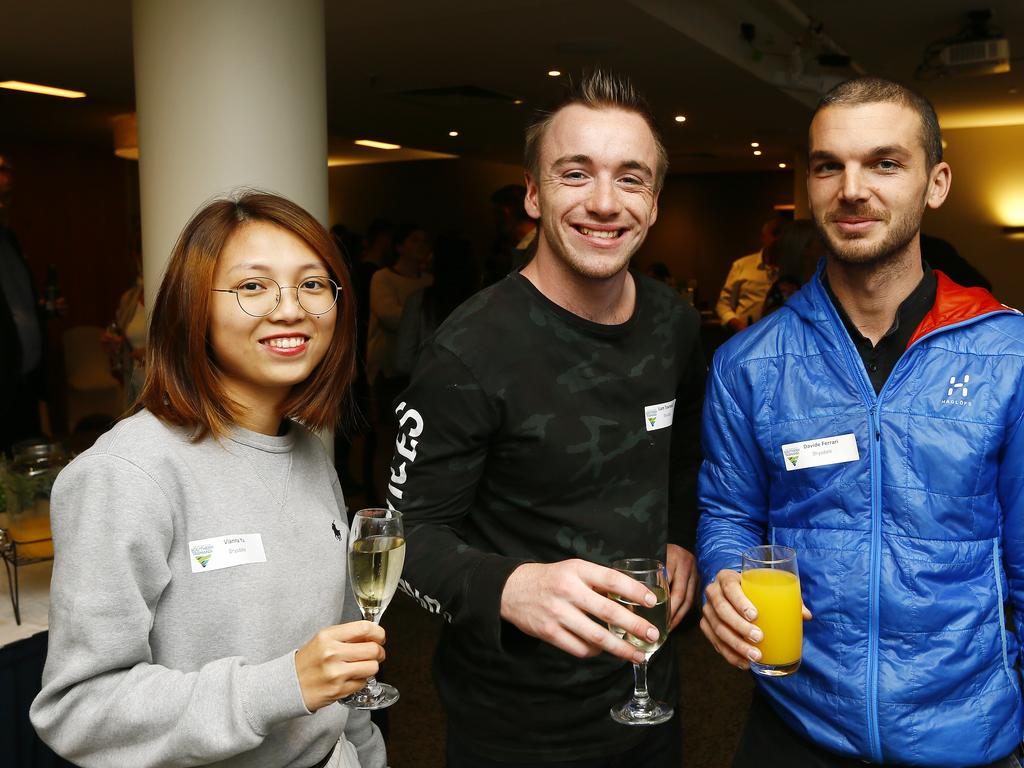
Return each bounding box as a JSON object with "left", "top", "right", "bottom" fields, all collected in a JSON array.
[
  {"left": 446, "top": 710, "right": 682, "bottom": 768},
  {"left": 733, "top": 689, "right": 1022, "bottom": 768}
]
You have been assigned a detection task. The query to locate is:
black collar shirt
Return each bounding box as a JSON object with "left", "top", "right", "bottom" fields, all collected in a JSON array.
[{"left": 823, "top": 265, "right": 937, "bottom": 395}]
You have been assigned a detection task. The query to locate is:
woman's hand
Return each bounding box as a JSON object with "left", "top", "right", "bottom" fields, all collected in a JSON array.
[{"left": 294, "top": 620, "right": 386, "bottom": 711}]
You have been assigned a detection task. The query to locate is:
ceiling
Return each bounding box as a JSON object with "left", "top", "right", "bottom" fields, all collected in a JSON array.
[{"left": 2, "top": 0, "right": 1022, "bottom": 173}]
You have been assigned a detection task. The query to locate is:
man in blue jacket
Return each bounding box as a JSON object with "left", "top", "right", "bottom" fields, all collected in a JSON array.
[{"left": 698, "top": 77, "right": 1024, "bottom": 767}]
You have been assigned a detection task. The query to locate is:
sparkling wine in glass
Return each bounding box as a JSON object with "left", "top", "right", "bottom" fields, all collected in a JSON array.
[
  {"left": 342, "top": 507, "right": 405, "bottom": 710},
  {"left": 608, "top": 557, "right": 673, "bottom": 726}
]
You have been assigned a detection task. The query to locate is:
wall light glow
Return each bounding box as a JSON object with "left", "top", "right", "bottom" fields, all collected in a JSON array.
[
  {"left": 354, "top": 139, "right": 401, "bottom": 150},
  {"left": 995, "top": 194, "right": 1024, "bottom": 226},
  {"left": 0, "top": 80, "right": 85, "bottom": 98}
]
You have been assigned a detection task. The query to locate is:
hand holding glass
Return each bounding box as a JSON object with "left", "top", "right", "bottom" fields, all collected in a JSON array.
[
  {"left": 343, "top": 508, "right": 406, "bottom": 709},
  {"left": 741, "top": 545, "right": 802, "bottom": 677},
  {"left": 608, "top": 558, "right": 673, "bottom": 726}
]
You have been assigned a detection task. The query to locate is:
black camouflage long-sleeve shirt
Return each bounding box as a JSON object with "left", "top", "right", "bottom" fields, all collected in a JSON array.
[{"left": 388, "top": 271, "right": 704, "bottom": 761}]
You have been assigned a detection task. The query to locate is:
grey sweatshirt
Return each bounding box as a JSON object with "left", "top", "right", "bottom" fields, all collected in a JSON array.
[{"left": 30, "top": 410, "right": 386, "bottom": 768}]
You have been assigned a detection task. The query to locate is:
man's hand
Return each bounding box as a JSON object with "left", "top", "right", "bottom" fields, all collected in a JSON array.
[
  {"left": 700, "top": 569, "right": 811, "bottom": 670},
  {"left": 500, "top": 560, "right": 661, "bottom": 663},
  {"left": 295, "top": 621, "right": 386, "bottom": 711},
  {"left": 727, "top": 317, "right": 748, "bottom": 334},
  {"left": 666, "top": 543, "right": 697, "bottom": 630}
]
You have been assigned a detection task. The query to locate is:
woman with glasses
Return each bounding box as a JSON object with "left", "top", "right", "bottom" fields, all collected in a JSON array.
[{"left": 31, "top": 192, "right": 387, "bottom": 768}]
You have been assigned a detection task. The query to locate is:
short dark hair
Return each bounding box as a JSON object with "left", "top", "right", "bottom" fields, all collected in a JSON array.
[
  {"left": 811, "top": 77, "right": 943, "bottom": 169},
  {"left": 524, "top": 70, "right": 668, "bottom": 191},
  {"left": 366, "top": 218, "right": 393, "bottom": 246},
  {"left": 393, "top": 222, "right": 422, "bottom": 249},
  {"left": 140, "top": 191, "right": 355, "bottom": 439}
]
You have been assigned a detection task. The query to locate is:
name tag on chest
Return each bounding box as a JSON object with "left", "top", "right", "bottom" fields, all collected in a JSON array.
[
  {"left": 188, "top": 533, "right": 267, "bottom": 573},
  {"left": 781, "top": 433, "right": 859, "bottom": 471},
  {"left": 644, "top": 399, "right": 676, "bottom": 431}
]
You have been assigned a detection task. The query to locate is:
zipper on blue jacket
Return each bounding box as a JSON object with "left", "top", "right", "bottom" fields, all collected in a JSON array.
[{"left": 866, "top": 403, "right": 883, "bottom": 762}]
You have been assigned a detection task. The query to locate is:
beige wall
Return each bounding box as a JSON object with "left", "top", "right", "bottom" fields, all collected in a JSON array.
[{"left": 922, "top": 123, "right": 1024, "bottom": 308}]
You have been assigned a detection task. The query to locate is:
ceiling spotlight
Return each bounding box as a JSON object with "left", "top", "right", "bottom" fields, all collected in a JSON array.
[
  {"left": 751, "top": 141, "right": 760, "bottom": 148},
  {"left": 674, "top": 115, "right": 687, "bottom": 123},
  {"left": 778, "top": 162, "right": 787, "bottom": 169},
  {"left": 448, "top": 131, "right": 459, "bottom": 137},
  {"left": 753, "top": 150, "right": 763, "bottom": 156},
  {"left": 547, "top": 70, "right": 561, "bottom": 77},
  {"left": 513, "top": 99, "right": 524, "bottom": 105}
]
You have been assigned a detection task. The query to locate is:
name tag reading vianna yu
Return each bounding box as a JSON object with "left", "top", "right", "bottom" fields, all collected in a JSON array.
[
  {"left": 781, "top": 433, "right": 860, "bottom": 472},
  {"left": 189, "top": 533, "right": 267, "bottom": 573}
]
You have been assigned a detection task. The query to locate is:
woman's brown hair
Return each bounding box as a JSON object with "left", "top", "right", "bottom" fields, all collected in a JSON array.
[{"left": 138, "top": 190, "right": 355, "bottom": 438}]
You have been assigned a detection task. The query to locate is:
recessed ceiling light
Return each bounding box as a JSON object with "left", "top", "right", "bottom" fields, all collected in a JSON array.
[
  {"left": 547, "top": 70, "right": 561, "bottom": 77},
  {"left": 0, "top": 80, "right": 86, "bottom": 99},
  {"left": 448, "top": 131, "right": 459, "bottom": 137},
  {"left": 753, "top": 150, "right": 762, "bottom": 156},
  {"left": 778, "top": 162, "right": 787, "bottom": 169},
  {"left": 751, "top": 141, "right": 760, "bottom": 148},
  {"left": 354, "top": 139, "right": 401, "bottom": 150},
  {"left": 674, "top": 115, "right": 687, "bottom": 123}
]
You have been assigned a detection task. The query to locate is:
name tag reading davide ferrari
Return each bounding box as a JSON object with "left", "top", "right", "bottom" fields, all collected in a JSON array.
[
  {"left": 781, "top": 433, "right": 860, "bottom": 472},
  {"left": 188, "top": 533, "right": 267, "bottom": 573}
]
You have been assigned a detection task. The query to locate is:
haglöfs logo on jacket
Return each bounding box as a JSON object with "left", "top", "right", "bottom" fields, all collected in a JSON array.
[{"left": 941, "top": 373, "right": 973, "bottom": 406}]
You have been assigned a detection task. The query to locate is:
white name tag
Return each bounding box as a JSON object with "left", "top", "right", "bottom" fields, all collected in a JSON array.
[
  {"left": 644, "top": 399, "right": 676, "bottom": 432},
  {"left": 188, "top": 533, "right": 267, "bottom": 573},
  {"left": 781, "top": 433, "right": 860, "bottom": 471}
]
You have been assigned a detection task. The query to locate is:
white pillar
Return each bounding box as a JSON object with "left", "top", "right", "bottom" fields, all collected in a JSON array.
[{"left": 132, "top": 0, "right": 328, "bottom": 310}]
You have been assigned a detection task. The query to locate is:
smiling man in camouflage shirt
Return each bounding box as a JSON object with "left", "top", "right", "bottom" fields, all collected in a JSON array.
[{"left": 387, "top": 71, "right": 704, "bottom": 767}]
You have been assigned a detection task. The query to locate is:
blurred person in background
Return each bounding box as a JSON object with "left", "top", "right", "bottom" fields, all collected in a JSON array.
[
  {"left": 0, "top": 154, "right": 46, "bottom": 454},
  {"left": 485, "top": 184, "right": 537, "bottom": 286},
  {"left": 715, "top": 216, "right": 785, "bottom": 334},
  {"left": 760, "top": 219, "right": 825, "bottom": 317},
  {"left": 393, "top": 233, "right": 478, "bottom": 376},
  {"left": 366, "top": 223, "right": 431, "bottom": 494}
]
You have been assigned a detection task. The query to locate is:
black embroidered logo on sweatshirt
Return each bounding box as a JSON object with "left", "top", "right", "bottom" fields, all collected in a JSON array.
[{"left": 331, "top": 520, "right": 342, "bottom": 541}]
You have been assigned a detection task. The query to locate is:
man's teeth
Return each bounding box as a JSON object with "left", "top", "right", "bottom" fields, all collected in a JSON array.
[
  {"left": 264, "top": 337, "right": 306, "bottom": 349},
  {"left": 579, "top": 227, "right": 619, "bottom": 239}
]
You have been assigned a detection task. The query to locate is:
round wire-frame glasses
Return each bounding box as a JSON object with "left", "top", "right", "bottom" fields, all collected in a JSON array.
[{"left": 212, "top": 276, "right": 340, "bottom": 317}]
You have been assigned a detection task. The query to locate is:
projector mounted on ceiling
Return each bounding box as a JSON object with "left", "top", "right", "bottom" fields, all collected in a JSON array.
[
  {"left": 917, "top": 9, "right": 1011, "bottom": 79},
  {"left": 938, "top": 37, "right": 1010, "bottom": 76}
]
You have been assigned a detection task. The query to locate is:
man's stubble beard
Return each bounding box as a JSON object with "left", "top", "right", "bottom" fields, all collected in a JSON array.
[{"left": 815, "top": 196, "right": 926, "bottom": 271}]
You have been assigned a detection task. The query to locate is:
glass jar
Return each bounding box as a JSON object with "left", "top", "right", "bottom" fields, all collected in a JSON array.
[{"left": 1, "top": 441, "right": 67, "bottom": 560}]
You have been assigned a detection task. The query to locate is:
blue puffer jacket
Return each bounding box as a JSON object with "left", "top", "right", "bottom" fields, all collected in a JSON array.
[{"left": 698, "top": 265, "right": 1024, "bottom": 766}]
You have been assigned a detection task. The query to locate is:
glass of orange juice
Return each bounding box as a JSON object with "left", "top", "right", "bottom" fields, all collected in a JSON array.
[{"left": 741, "top": 545, "right": 802, "bottom": 677}]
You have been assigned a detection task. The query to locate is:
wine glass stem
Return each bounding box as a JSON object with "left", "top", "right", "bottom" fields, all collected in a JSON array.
[
  {"left": 359, "top": 609, "right": 385, "bottom": 697},
  {"left": 632, "top": 660, "right": 652, "bottom": 708}
]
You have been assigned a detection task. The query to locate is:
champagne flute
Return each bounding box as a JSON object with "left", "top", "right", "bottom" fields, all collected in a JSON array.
[
  {"left": 608, "top": 557, "right": 673, "bottom": 726},
  {"left": 342, "top": 507, "right": 406, "bottom": 709}
]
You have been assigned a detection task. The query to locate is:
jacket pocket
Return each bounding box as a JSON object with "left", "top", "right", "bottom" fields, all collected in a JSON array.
[{"left": 992, "top": 539, "right": 1019, "bottom": 688}]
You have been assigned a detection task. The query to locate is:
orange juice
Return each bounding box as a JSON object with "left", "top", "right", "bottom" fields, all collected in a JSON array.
[
  {"left": 741, "top": 568, "right": 802, "bottom": 666},
  {"left": 7, "top": 514, "right": 54, "bottom": 559}
]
